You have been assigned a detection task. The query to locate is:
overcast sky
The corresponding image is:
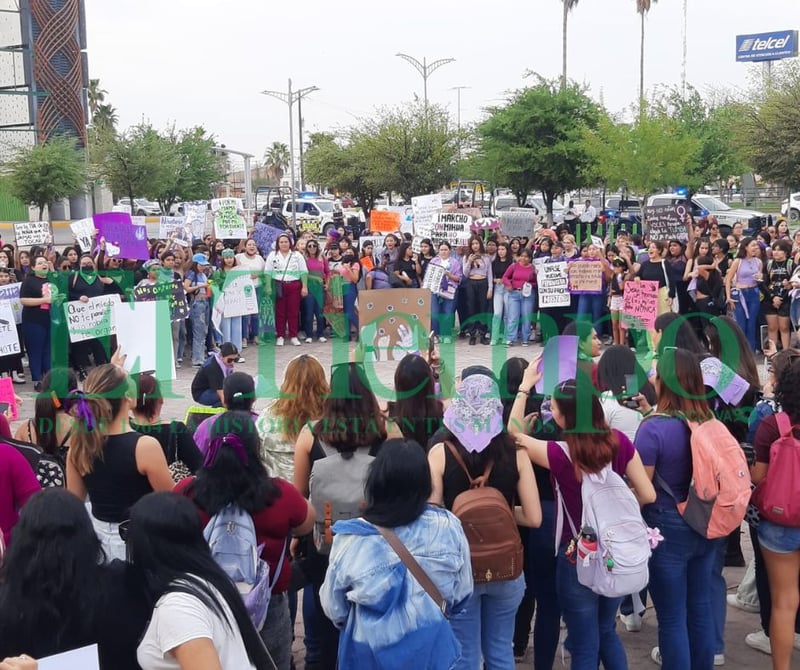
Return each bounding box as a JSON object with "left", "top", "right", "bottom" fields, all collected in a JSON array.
[{"left": 84, "top": 0, "right": 798, "bottom": 168}]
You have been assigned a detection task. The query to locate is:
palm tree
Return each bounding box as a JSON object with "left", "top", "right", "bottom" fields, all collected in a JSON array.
[
  {"left": 264, "top": 141, "right": 290, "bottom": 185},
  {"left": 636, "top": 0, "right": 657, "bottom": 106},
  {"left": 561, "top": 0, "right": 581, "bottom": 89},
  {"left": 87, "top": 79, "right": 107, "bottom": 117},
  {"left": 93, "top": 103, "right": 118, "bottom": 134}
]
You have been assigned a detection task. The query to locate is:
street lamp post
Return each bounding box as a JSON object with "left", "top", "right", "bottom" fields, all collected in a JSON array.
[
  {"left": 261, "top": 79, "right": 319, "bottom": 230},
  {"left": 450, "top": 86, "right": 470, "bottom": 160},
  {"left": 396, "top": 53, "right": 455, "bottom": 108},
  {"left": 212, "top": 146, "right": 254, "bottom": 210}
]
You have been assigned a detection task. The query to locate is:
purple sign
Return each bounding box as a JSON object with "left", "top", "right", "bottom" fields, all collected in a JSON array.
[
  {"left": 252, "top": 223, "right": 283, "bottom": 257},
  {"left": 535, "top": 335, "right": 579, "bottom": 395},
  {"left": 94, "top": 212, "right": 150, "bottom": 260}
]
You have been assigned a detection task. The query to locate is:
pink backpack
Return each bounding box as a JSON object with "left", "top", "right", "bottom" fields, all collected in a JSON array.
[
  {"left": 752, "top": 412, "right": 800, "bottom": 527},
  {"left": 655, "top": 418, "right": 751, "bottom": 539}
]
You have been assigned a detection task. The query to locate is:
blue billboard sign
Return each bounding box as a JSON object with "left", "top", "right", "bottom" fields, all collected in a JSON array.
[{"left": 736, "top": 30, "right": 798, "bottom": 62}]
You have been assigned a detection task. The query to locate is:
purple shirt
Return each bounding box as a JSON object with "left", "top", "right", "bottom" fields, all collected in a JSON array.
[
  {"left": 548, "top": 429, "right": 636, "bottom": 546},
  {"left": 634, "top": 415, "right": 692, "bottom": 509},
  {"left": 0, "top": 442, "right": 41, "bottom": 546}
]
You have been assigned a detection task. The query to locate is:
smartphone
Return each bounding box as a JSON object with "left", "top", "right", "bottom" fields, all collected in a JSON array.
[
  {"left": 622, "top": 374, "right": 639, "bottom": 409},
  {"left": 0, "top": 402, "right": 9, "bottom": 415},
  {"left": 760, "top": 325, "right": 769, "bottom": 350}
]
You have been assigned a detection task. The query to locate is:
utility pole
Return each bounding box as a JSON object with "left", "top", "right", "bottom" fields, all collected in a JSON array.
[
  {"left": 212, "top": 146, "right": 254, "bottom": 211},
  {"left": 298, "top": 94, "right": 305, "bottom": 192},
  {"left": 450, "top": 86, "right": 470, "bottom": 160},
  {"left": 396, "top": 53, "right": 455, "bottom": 109}
]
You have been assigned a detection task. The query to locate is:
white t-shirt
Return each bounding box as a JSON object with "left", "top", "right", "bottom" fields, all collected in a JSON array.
[
  {"left": 137, "top": 581, "right": 255, "bottom": 670},
  {"left": 235, "top": 252, "right": 266, "bottom": 273},
  {"left": 600, "top": 392, "right": 642, "bottom": 442}
]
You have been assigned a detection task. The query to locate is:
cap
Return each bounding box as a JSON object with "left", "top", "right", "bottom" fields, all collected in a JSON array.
[
  {"left": 143, "top": 259, "right": 161, "bottom": 271},
  {"left": 221, "top": 248, "right": 235, "bottom": 257},
  {"left": 192, "top": 253, "right": 210, "bottom": 265},
  {"left": 223, "top": 371, "right": 255, "bottom": 405}
]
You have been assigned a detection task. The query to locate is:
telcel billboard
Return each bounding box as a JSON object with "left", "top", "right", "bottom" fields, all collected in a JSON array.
[{"left": 736, "top": 30, "right": 798, "bottom": 62}]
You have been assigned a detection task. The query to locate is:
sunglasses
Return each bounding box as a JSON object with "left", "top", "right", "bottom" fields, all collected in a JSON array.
[
  {"left": 224, "top": 356, "right": 238, "bottom": 365},
  {"left": 307, "top": 242, "right": 317, "bottom": 247},
  {"left": 118, "top": 520, "right": 129, "bottom": 542}
]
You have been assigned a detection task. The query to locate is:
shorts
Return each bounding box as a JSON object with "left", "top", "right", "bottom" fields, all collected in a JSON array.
[
  {"left": 757, "top": 518, "right": 800, "bottom": 554},
  {"left": 761, "top": 300, "right": 791, "bottom": 317},
  {"left": 610, "top": 295, "right": 624, "bottom": 311}
]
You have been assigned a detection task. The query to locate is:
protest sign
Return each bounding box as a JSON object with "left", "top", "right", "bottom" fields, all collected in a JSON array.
[
  {"left": 359, "top": 289, "right": 430, "bottom": 361},
  {"left": 64, "top": 294, "right": 120, "bottom": 343},
  {"left": 211, "top": 293, "right": 225, "bottom": 332},
  {"left": 700, "top": 356, "right": 750, "bottom": 406},
  {"left": 94, "top": 212, "right": 149, "bottom": 260},
  {"left": 0, "top": 283, "right": 22, "bottom": 323},
  {"left": 113, "top": 300, "right": 176, "bottom": 380},
  {"left": 358, "top": 235, "right": 385, "bottom": 262},
  {"left": 644, "top": 204, "right": 690, "bottom": 242},
  {"left": 184, "top": 203, "right": 208, "bottom": 240},
  {"left": 0, "top": 376, "right": 18, "bottom": 420},
  {"left": 498, "top": 210, "right": 537, "bottom": 238},
  {"left": 537, "top": 261, "right": 571, "bottom": 308},
  {"left": 13, "top": 221, "right": 52, "bottom": 247},
  {"left": 159, "top": 216, "right": 191, "bottom": 245},
  {"left": 252, "top": 223, "right": 283, "bottom": 256},
  {"left": 212, "top": 198, "right": 247, "bottom": 238},
  {"left": 0, "top": 301, "right": 20, "bottom": 356},
  {"left": 432, "top": 212, "right": 472, "bottom": 246},
  {"left": 568, "top": 260, "right": 603, "bottom": 294},
  {"left": 622, "top": 280, "right": 659, "bottom": 330},
  {"left": 132, "top": 280, "right": 188, "bottom": 321},
  {"left": 370, "top": 209, "right": 402, "bottom": 233},
  {"left": 471, "top": 217, "right": 501, "bottom": 232},
  {"left": 40, "top": 644, "right": 100, "bottom": 670},
  {"left": 70, "top": 218, "right": 96, "bottom": 253},
  {"left": 412, "top": 193, "right": 442, "bottom": 240},
  {"left": 221, "top": 274, "right": 258, "bottom": 318},
  {"left": 421, "top": 262, "right": 446, "bottom": 293},
  {"left": 535, "top": 335, "right": 579, "bottom": 395}
]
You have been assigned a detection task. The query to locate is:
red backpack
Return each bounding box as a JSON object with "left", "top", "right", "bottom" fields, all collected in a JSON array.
[
  {"left": 655, "top": 417, "right": 751, "bottom": 539},
  {"left": 752, "top": 412, "right": 800, "bottom": 527}
]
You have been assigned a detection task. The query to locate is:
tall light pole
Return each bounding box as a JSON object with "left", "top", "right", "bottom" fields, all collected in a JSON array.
[
  {"left": 212, "top": 146, "right": 254, "bottom": 210},
  {"left": 450, "top": 86, "right": 470, "bottom": 160},
  {"left": 396, "top": 53, "right": 455, "bottom": 108},
  {"left": 296, "top": 87, "right": 316, "bottom": 191},
  {"left": 261, "top": 79, "right": 319, "bottom": 229}
]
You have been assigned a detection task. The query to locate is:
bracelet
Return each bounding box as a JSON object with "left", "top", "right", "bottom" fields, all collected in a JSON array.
[{"left": 517, "top": 388, "right": 530, "bottom": 396}]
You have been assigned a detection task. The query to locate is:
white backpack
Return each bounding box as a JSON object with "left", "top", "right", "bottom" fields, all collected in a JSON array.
[{"left": 553, "top": 442, "right": 651, "bottom": 598}]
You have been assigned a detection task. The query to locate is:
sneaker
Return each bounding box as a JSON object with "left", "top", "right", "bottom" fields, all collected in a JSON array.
[
  {"left": 304, "top": 337, "right": 312, "bottom": 344},
  {"left": 727, "top": 593, "right": 759, "bottom": 613},
  {"left": 469, "top": 335, "right": 477, "bottom": 345},
  {"left": 241, "top": 340, "right": 247, "bottom": 349},
  {"left": 506, "top": 341, "right": 514, "bottom": 346},
  {"left": 192, "top": 362, "right": 203, "bottom": 368},
  {"left": 177, "top": 358, "right": 183, "bottom": 364},
  {"left": 522, "top": 341, "right": 530, "bottom": 347},
  {"left": 620, "top": 612, "right": 642, "bottom": 632},
  {"left": 236, "top": 356, "right": 245, "bottom": 363},
  {"left": 745, "top": 630, "right": 771, "bottom": 655},
  {"left": 318, "top": 336, "right": 327, "bottom": 343},
  {"left": 651, "top": 647, "right": 661, "bottom": 665},
  {"left": 714, "top": 654, "right": 725, "bottom": 666},
  {"left": 276, "top": 337, "right": 284, "bottom": 346},
  {"left": 33, "top": 381, "right": 42, "bottom": 393},
  {"left": 291, "top": 337, "right": 302, "bottom": 346},
  {"left": 11, "top": 371, "right": 25, "bottom": 384}
]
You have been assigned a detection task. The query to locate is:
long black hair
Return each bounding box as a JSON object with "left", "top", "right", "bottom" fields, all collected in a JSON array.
[
  {"left": 363, "top": 439, "right": 431, "bottom": 528},
  {"left": 386, "top": 355, "right": 443, "bottom": 448},
  {"left": 0, "top": 489, "right": 104, "bottom": 658},
  {"left": 33, "top": 368, "right": 78, "bottom": 455},
  {"left": 127, "top": 492, "right": 272, "bottom": 669},
  {"left": 189, "top": 411, "right": 280, "bottom": 515},
  {"left": 597, "top": 345, "right": 657, "bottom": 406}
]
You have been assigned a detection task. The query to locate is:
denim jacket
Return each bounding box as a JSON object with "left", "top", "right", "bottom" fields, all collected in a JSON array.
[{"left": 320, "top": 505, "right": 473, "bottom": 670}]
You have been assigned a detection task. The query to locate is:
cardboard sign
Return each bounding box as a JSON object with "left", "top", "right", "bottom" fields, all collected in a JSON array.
[
  {"left": 535, "top": 335, "right": 579, "bottom": 396},
  {"left": 184, "top": 203, "right": 207, "bottom": 240},
  {"left": 568, "top": 260, "right": 604, "bottom": 294},
  {"left": 0, "top": 376, "right": 18, "bottom": 420},
  {"left": 644, "top": 204, "right": 690, "bottom": 242},
  {"left": 0, "top": 301, "right": 20, "bottom": 357},
  {"left": 622, "top": 280, "right": 659, "bottom": 330},
  {"left": 432, "top": 212, "right": 472, "bottom": 246},
  {"left": 421, "top": 262, "right": 446, "bottom": 293},
  {"left": 113, "top": 300, "right": 176, "bottom": 380},
  {"left": 412, "top": 193, "right": 442, "bottom": 240},
  {"left": 212, "top": 198, "right": 247, "bottom": 238},
  {"left": 252, "top": 223, "right": 282, "bottom": 257},
  {"left": 499, "top": 210, "right": 537, "bottom": 238},
  {"left": 537, "top": 261, "right": 571, "bottom": 308},
  {"left": 358, "top": 288, "right": 430, "bottom": 361},
  {"left": 94, "top": 212, "right": 150, "bottom": 260},
  {"left": 0, "top": 283, "right": 22, "bottom": 324},
  {"left": 221, "top": 274, "right": 258, "bottom": 318},
  {"left": 358, "top": 235, "right": 385, "bottom": 263},
  {"left": 13, "top": 221, "right": 52, "bottom": 247},
  {"left": 370, "top": 209, "right": 402, "bottom": 233},
  {"left": 132, "top": 280, "right": 188, "bottom": 321},
  {"left": 70, "top": 218, "right": 96, "bottom": 253},
  {"left": 158, "top": 216, "right": 191, "bottom": 245},
  {"left": 64, "top": 294, "right": 121, "bottom": 343}
]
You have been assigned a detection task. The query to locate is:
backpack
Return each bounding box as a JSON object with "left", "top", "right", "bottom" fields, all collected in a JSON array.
[
  {"left": 752, "top": 412, "right": 800, "bottom": 527},
  {"left": 553, "top": 442, "right": 650, "bottom": 598},
  {"left": 654, "top": 417, "right": 751, "bottom": 539},
  {"left": 445, "top": 441, "right": 523, "bottom": 584},
  {"left": 308, "top": 441, "right": 374, "bottom": 555},
  {"left": 203, "top": 504, "right": 286, "bottom": 630},
  {"left": 4, "top": 436, "right": 65, "bottom": 488}
]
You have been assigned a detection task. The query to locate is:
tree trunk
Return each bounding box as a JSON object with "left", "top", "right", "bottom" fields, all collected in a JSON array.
[
  {"left": 639, "top": 10, "right": 646, "bottom": 109},
  {"left": 562, "top": 0, "right": 569, "bottom": 90}
]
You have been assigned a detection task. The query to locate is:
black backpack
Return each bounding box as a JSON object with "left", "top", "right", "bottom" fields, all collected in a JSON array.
[{"left": 4, "top": 437, "right": 65, "bottom": 488}]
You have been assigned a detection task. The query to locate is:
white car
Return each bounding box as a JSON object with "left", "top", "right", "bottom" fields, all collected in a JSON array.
[
  {"left": 781, "top": 193, "right": 800, "bottom": 222},
  {"left": 525, "top": 196, "right": 565, "bottom": 224},
  {"left": 117, "top": 198, "right": 162, "bottom": 216},
  {"left": 646, "top": 193, "right": 771, "bottom": 231}
]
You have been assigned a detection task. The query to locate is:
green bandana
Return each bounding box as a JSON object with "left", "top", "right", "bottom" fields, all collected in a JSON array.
[{"left": 79, "top": 267, "right": 97, "bottom": 285}]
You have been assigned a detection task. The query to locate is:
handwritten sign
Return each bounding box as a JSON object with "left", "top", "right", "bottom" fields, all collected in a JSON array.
[
  {"left": 0, "top": 376, "right": 18, "bottom": 420},
  {"left": 158, "top": 216, "right": 191, "bottom": 245},
  {"left": 70, "top": 218, "right": 96, "bottom": 253},
  {"left": 622, "top": 280, "right": 659, "bottom": 330},
  {"left": 644, "top": 204, "right": 690, "bottom": 242},
  {"left": 370, "top": 210, "right": 402, "bottom": 233},
  {"left": 132, "top": 280, "right": 188, "bottom": 321},
  {"left": 0, "top": 283, "right": 22, "bottom": 323},
  {"left": 421, "top": 262, "right": 446, "bottom": 293},
  {"left": 94, "top": 212, "right": 150, "bottom": 260},
  {"left": 498, "top": 210, "right": 537, "bottom": 238},
  {"left": 412, "top": 193, "right": 442, "bottom": 240},
  {"left": 358, "top": 235, "right": 385, "bottom": 263},
  {"left": 359, "top": 288, "right": 430, "bottom": 361},
  {"left": 568, "top": 260, "right": 603, "bottom": 294},
  {"left": 0, "top": 301, "right": 20, "bottom": 356},
  {"left": 64, "top": 294, "right": 120, "bottom": 343},
  {"left": 184, "top": 203, "right": 207, "bottom": 240},
  {"left": 13, "top": 221, "right": 52, "bottom": 247},
  {"left": 221, "top": 274, "right": 258, "bottom": 318},
  {"left": 538, "top": 261, "right": 571, "bottom": 307},
  {"left": 212, "top": 198, "right": 247, "bottom": 239},
  {"left": 252, "top": 223, "right": 282, "bottom": 257},
  {"left": 432, "top": 212, "right": 472, "bottom": 246}
]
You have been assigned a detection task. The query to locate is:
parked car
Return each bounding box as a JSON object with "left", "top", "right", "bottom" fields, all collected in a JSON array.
[
  {"left": 601, "top": 196, "right": 642, "bottom": 229},
  {"left": 781, "top": 192, "right": 800, "bottom": 222},
  {"left": 646, "top": 192, "right": 771, "bottom": 233},
  {"left": 525, "top": 195, "right": 565, "bottom": 224},
  {"left": 117, "top": 198, "right": 162, "bottom": 216}
]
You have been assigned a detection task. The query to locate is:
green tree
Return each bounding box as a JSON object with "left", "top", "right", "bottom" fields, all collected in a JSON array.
[
  {"left": 264, "top": 141, "right": 290, "bottom": 185},
  {"left": 155, "top": 126, "right": 222, "bottom": 212},
  {"left": 478, "top": 77, "right": 601, "bottom": 218},
  {"left": 87, "top": 79, "right": 107, "bottom": 117},
  {"left": 93, "top": 103, "right": 118, "bottom": 135},
  {"left": 7, "top": 136, "right": 87, "bottom": 219},
  {"left": 561, "top": 0, "right": 581, "bottom": 89}
]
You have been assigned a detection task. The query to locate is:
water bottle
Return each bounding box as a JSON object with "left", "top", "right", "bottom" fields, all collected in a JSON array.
[{"left": 577, "top": 526, "right": 598, "bottom": 562}]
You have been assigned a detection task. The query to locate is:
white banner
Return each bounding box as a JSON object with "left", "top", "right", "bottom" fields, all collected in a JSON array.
[
  {"left": 70, "top": 218, "right": 96, "bottom": 253},
  {"left": 158, "top": 216, "right": 191, "bottom": 245},
  {"left": 222, "top": 275, "right": 258, "bottom": 318},
  {"left": 537, "top": 261, "right": 571, "bottom": 308},
  {"left": 0, "top": 283, "right": 22, "bottom": 324},
  {"left": 114, "top": 300, "right": 176, "bottom": 380},
  {"left": 412, "top": 193, "right": 443, "bottom": 240},
  {"left": 185, "top": 203, "right": 208, "bottom": 240},
  {"left": 0, "top": 301, "right": 20, "bottom": 356},
  {"left": 14, "top": 221, "right": 53, "bottom": 247},
  {"left": 64, "top": 294, "right": 121, "bottom": 343},
  {"left": 432, "top": 212, "right": 472, "bottom": 246}
]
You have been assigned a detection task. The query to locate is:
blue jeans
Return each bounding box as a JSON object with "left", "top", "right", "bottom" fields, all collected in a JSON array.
[
  {"left": 342, "top": 283, "right": 358, "bottom": 339},
  {"left": 711, "top": 535, "right": 727, "bottom": 656},
  {"left": 643, "top": 506, "right": 722, "bottom": 670},
  {"left": 577, "top": 292, "right": 605, "bottom": 334},
  {"left": 195, "top": 388, "right": 221, "bottom": 407},
  {"left": 451, "top": 573, "right": 525, "bottom": 670},
  {"left": 303, "top": 585, "right": 321, "bottom": 663},
  {"left": 505, "top": 290, "right": 535, "bottom": 343},
  {"left": 431, "top": 294, "right": 457, "bottom": 337},
  {"left": 22, "top": 320, "right": 51, "bottom": 383},
  {"left": 219, "top": 315, "right": 242, "bottom": 351},
  {"left": 556, "top": 547, "right": 627, "bottom": 669},
  {"left": 492, "top": 283, "right": 508, "bottom": 342},
  {"left": 189, "top": 298, "right": 209, "bottom": 365},
  {"left": 301, "top": 292, "right": 325, "bottom": 339},
  {"left": 734, "top": 286, "right": 761, "bottom": 351}
]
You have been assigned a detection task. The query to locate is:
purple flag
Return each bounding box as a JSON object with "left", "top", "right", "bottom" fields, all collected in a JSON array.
[
  {"left": 252, "top": 223, "right": 283, "bottom": 257},
  {"left": 700, "top": 357, "right": 750, "bottom": 406},
  {"left": 535, "top": 335, "right": 579, "bottom": 395},
  {"left": 94, "top": 212, "right": 150, "bottom": 260}
]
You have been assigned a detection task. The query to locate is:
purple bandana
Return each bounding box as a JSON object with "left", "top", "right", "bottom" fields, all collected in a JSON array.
[
  {"left": 204, "top": 433, "right": 249, "bottom": 468},
  {"left": 443, "top": 374, "right": 504, "bottom": 453},
  {"left": 67, "top": 389, "right": 95, "bottom": 432}
]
